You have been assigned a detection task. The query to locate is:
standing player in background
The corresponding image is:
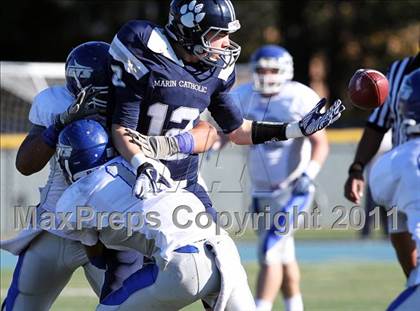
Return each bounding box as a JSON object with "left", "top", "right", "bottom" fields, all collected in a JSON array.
[
  {"left": 109, "top": 0, "right": 344, "bottom": 214},
  {"left": 1, "top": 41, "right": 111, "bottom": 311},
  {"left": 232, "top": 45, "right": 329, "bottom": 311},
  {"left": 368, "top": 69, "right": 420, "bottom": 310},
  {"left": 344, "top": 52, "right": 419, "bottom": 278}
]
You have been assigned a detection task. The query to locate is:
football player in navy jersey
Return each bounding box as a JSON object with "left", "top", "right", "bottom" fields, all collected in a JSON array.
[{"left": 109, "top": 0, "right": 345, "bottom": 213}]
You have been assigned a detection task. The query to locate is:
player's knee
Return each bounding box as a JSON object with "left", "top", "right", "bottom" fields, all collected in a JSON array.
[{"left": 283, "top": 263, "right": 300, "bottom": 286}]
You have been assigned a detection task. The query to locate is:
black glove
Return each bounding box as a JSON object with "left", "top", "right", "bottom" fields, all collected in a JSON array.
[{"left": 55, "top": 85, "right": 108, "bottom": 128}]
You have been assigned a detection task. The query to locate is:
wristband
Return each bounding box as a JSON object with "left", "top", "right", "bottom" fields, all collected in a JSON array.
[
  {"left": 304, "top": 160, "right": 321, "bottom": 180},
  {"left": 130, "top": 153, "right": 147, "bottom": 171},
  {"left": 251, "top": 121, "right": 288, "bottom": 144},
  {"left": 348, "top": 161, "right": 364, "bottom": 175},
  {"left": 174, "top": 132, "right": 195, "bottom": 154},
  {"left": 41, "top": 125, "right": 61, "bottom": 148}
]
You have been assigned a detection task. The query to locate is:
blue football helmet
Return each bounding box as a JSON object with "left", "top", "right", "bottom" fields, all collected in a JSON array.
[
  {"left": 65, "top": 41, "right": 111, "bottom": 111},
  {"left": 251, "top": 45, "right": 294, "bottom": 95},
  {"left": 165, "top": 0, "right": 241, "bottom": 68},
  {"left": 399, "top": 69, "right": 420, "bottom": 137},
  {"left": 56, "top": 119, "right": 114, "bottom": 183}
]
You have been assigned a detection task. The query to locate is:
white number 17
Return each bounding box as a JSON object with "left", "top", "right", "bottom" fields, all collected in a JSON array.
[{"left": 147, "top": 102, "right": 200, "bottom": 136}]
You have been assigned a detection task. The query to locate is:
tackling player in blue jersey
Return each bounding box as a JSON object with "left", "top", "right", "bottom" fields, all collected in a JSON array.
[
  {"left": 50, "top": 119, "right": 255, "bottom": 310},
  {"left": 108, "top": 0, "right": 345, "bottom": 214},
  {"left": 1, "top": 41, "right": 111, "bottom": 311}
]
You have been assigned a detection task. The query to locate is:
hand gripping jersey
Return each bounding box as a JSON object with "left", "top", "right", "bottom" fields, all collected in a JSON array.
[
  {"left": 369, "top": 138, "right": 420, "bottom": 211},
  {"left": 28, "top": 85, "right": 74, "bottom": 212},
  {"left": 109, "top": 20, "right": 243, "bottom": 183},
  {"left": 232, "top": 81, "right": 320, "bottom": 192}
]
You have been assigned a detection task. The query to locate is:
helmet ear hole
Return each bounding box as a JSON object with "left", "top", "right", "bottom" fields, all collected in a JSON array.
[{"left": 57, "top": 120, "right": 114, "bottom": 183}]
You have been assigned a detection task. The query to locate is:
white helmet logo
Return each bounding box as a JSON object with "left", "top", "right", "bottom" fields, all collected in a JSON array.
[{"left": 180, "top": 0, "right": 205, "bottom": 28}]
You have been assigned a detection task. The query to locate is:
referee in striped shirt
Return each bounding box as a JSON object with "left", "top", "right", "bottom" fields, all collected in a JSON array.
[{"left": 344, "top": 52, "right": 419, "bottom": 277}]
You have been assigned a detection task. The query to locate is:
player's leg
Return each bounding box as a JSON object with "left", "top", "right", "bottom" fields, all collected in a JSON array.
[
  {"left": 2, "top": 232, "right": 80, "bottom": 311},
  {"left": 255, "top": 263, "right": 283, "bottom": 311},
  {"left": 97, "top": 247, "right": 219, "bottom": 311},
  {"left": 254, "top": 195, "right": 285, "bottom": 311},
  {"left": 386, "top": 204, "right": 420, "bottom": 311},
  {"left": 405, "top": 204, "right": 420, "bottom": 288},
  {"left": 386, "top": 285, "right": 420, "bottom": 311},
  {"left": 223, "top": 274, "right": 256, "bottom": 311},
  {"left": 281, "top": 260, "right": 303, "bottom": 311},
  {"left": 201, "top": 236, "right": 255, "bottom": 311},
  {"left": 279, "top": 235, "right": 303, "bottom": 311}
]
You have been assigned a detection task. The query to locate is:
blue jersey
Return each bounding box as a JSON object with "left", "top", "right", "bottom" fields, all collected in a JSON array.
[{"left": 109, "top": 20, "right": 242, "bottom": 182}]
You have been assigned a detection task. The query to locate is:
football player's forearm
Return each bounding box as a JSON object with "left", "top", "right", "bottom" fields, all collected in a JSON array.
[
  {"left": 189, "top": 121, "right": 219, "bottom": 153},
  {"left": 308, "top": 130, "right": 329, "bottom": 166},
  {"left": 16, "top": 134, "right": 55, "bottom": 175},
  {"left": 352, "top": 126, "right": 385, "bottom": 167},
  {"left": 112, "top": 124, "right": 144, "bottom": 164},
  {"left": 228, "top": 119, "right": 302, "bottom": 145},
  {"left": 227, "top": 119, "right": 253, "bottom": 145}
]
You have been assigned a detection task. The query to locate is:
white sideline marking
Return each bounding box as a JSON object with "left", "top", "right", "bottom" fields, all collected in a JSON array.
[{"left": 1, "top": 287, "right": 97, "bottom": 298}]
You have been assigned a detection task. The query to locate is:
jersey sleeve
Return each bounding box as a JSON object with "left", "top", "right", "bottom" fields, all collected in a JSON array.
[
  {"left": 297, "top": 84, "right": 321, "bottom": 117},
  {"left": 230, "top": 83, "right": 252, "bottom": 117},
  {"left": 28, "top": 98, "right": 44, "bottom": 126},
  {"left": 207, "top": 69, "right": 243, "bottom": 133},
  {"left": 28, "top": 88, "right": 55, "bottom": 127},
  {"left": 109, "top": 20, "right": 152, "bottom": 129}
]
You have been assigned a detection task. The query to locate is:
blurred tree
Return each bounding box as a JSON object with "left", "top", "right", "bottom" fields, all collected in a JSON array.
[{"left": 1, "top": 0, "right": 418, "bottom": 126}]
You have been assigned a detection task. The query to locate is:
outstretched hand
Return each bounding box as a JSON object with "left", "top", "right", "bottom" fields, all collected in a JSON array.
[{"left": 299, "top": 98, "right": 346, "bottom": 136}]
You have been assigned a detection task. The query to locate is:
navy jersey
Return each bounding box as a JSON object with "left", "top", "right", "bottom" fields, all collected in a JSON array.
[{"left": 109, "top": 20, "right": 242, "bottom": 181}]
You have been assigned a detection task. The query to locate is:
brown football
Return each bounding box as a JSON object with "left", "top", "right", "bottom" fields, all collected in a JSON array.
[{"left": 348, "top": 69, "right": 389, "bottom": 110}]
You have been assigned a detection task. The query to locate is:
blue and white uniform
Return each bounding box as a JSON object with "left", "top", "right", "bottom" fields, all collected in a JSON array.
[
  {"left": 109, "top": 20, "right": 243, "bottom": 214},
  {"left": 233, "top": 81, "right": 320, "bottom": 264},
  {"left": 53, "top": 156, "right": 255, "bottom": 311},
  {"left": 1, "top": 86, "right": 104, "bottom": 311},
  {"left": 369, "top": 138, "right": 420, "bottom": 310},
  {"left": 29, "top": 86, "right": 73, "bottom": 213}
]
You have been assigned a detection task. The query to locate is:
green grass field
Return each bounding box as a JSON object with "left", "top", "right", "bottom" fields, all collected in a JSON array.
[{"left": 1, "top": 260, "right": 404, "bottom": 310}]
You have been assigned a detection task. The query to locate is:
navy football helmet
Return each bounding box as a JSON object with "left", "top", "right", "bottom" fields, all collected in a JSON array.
[
  {"left": 57, "top": 119, "right": 114, "bottom": 183},
  {"left": 165, "top": 0, "right": 241, "bottom": 68},
  {"left": 399, "top": 68, "right": 420, "bottom": 137},
  {"left": 251, "top": 45, "right": 294, "bottom": 95},
  {"left": 65, "top": 41, "right": 111, "bottom": 111}
]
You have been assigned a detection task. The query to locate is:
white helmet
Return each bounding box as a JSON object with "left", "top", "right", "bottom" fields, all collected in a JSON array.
[{"left": 251, "top": 45, "right": 294, "bottom": 95}]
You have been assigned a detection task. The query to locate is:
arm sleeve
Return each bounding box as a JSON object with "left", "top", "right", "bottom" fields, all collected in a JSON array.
[
  {"left": 109, "top": 20, "right": 151, "bottom": 130},
  {"left": 207, "top": 70, "right": 243, "bottom": 133},
  {"left": 28, "top": 90, "right": 52, "bottom": 127},
  {"left": 28, "top": 124, "right": 46, "bottom": 136}
]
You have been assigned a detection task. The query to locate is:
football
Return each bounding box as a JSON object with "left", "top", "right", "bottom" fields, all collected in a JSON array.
[{"left": 348, "top": 69, "right": 389, "bottom": 110}]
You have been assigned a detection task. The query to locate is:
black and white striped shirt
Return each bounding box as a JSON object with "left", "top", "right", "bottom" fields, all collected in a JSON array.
[{"left": 367, "top": 54, "right": 419, "bottom": 146}]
